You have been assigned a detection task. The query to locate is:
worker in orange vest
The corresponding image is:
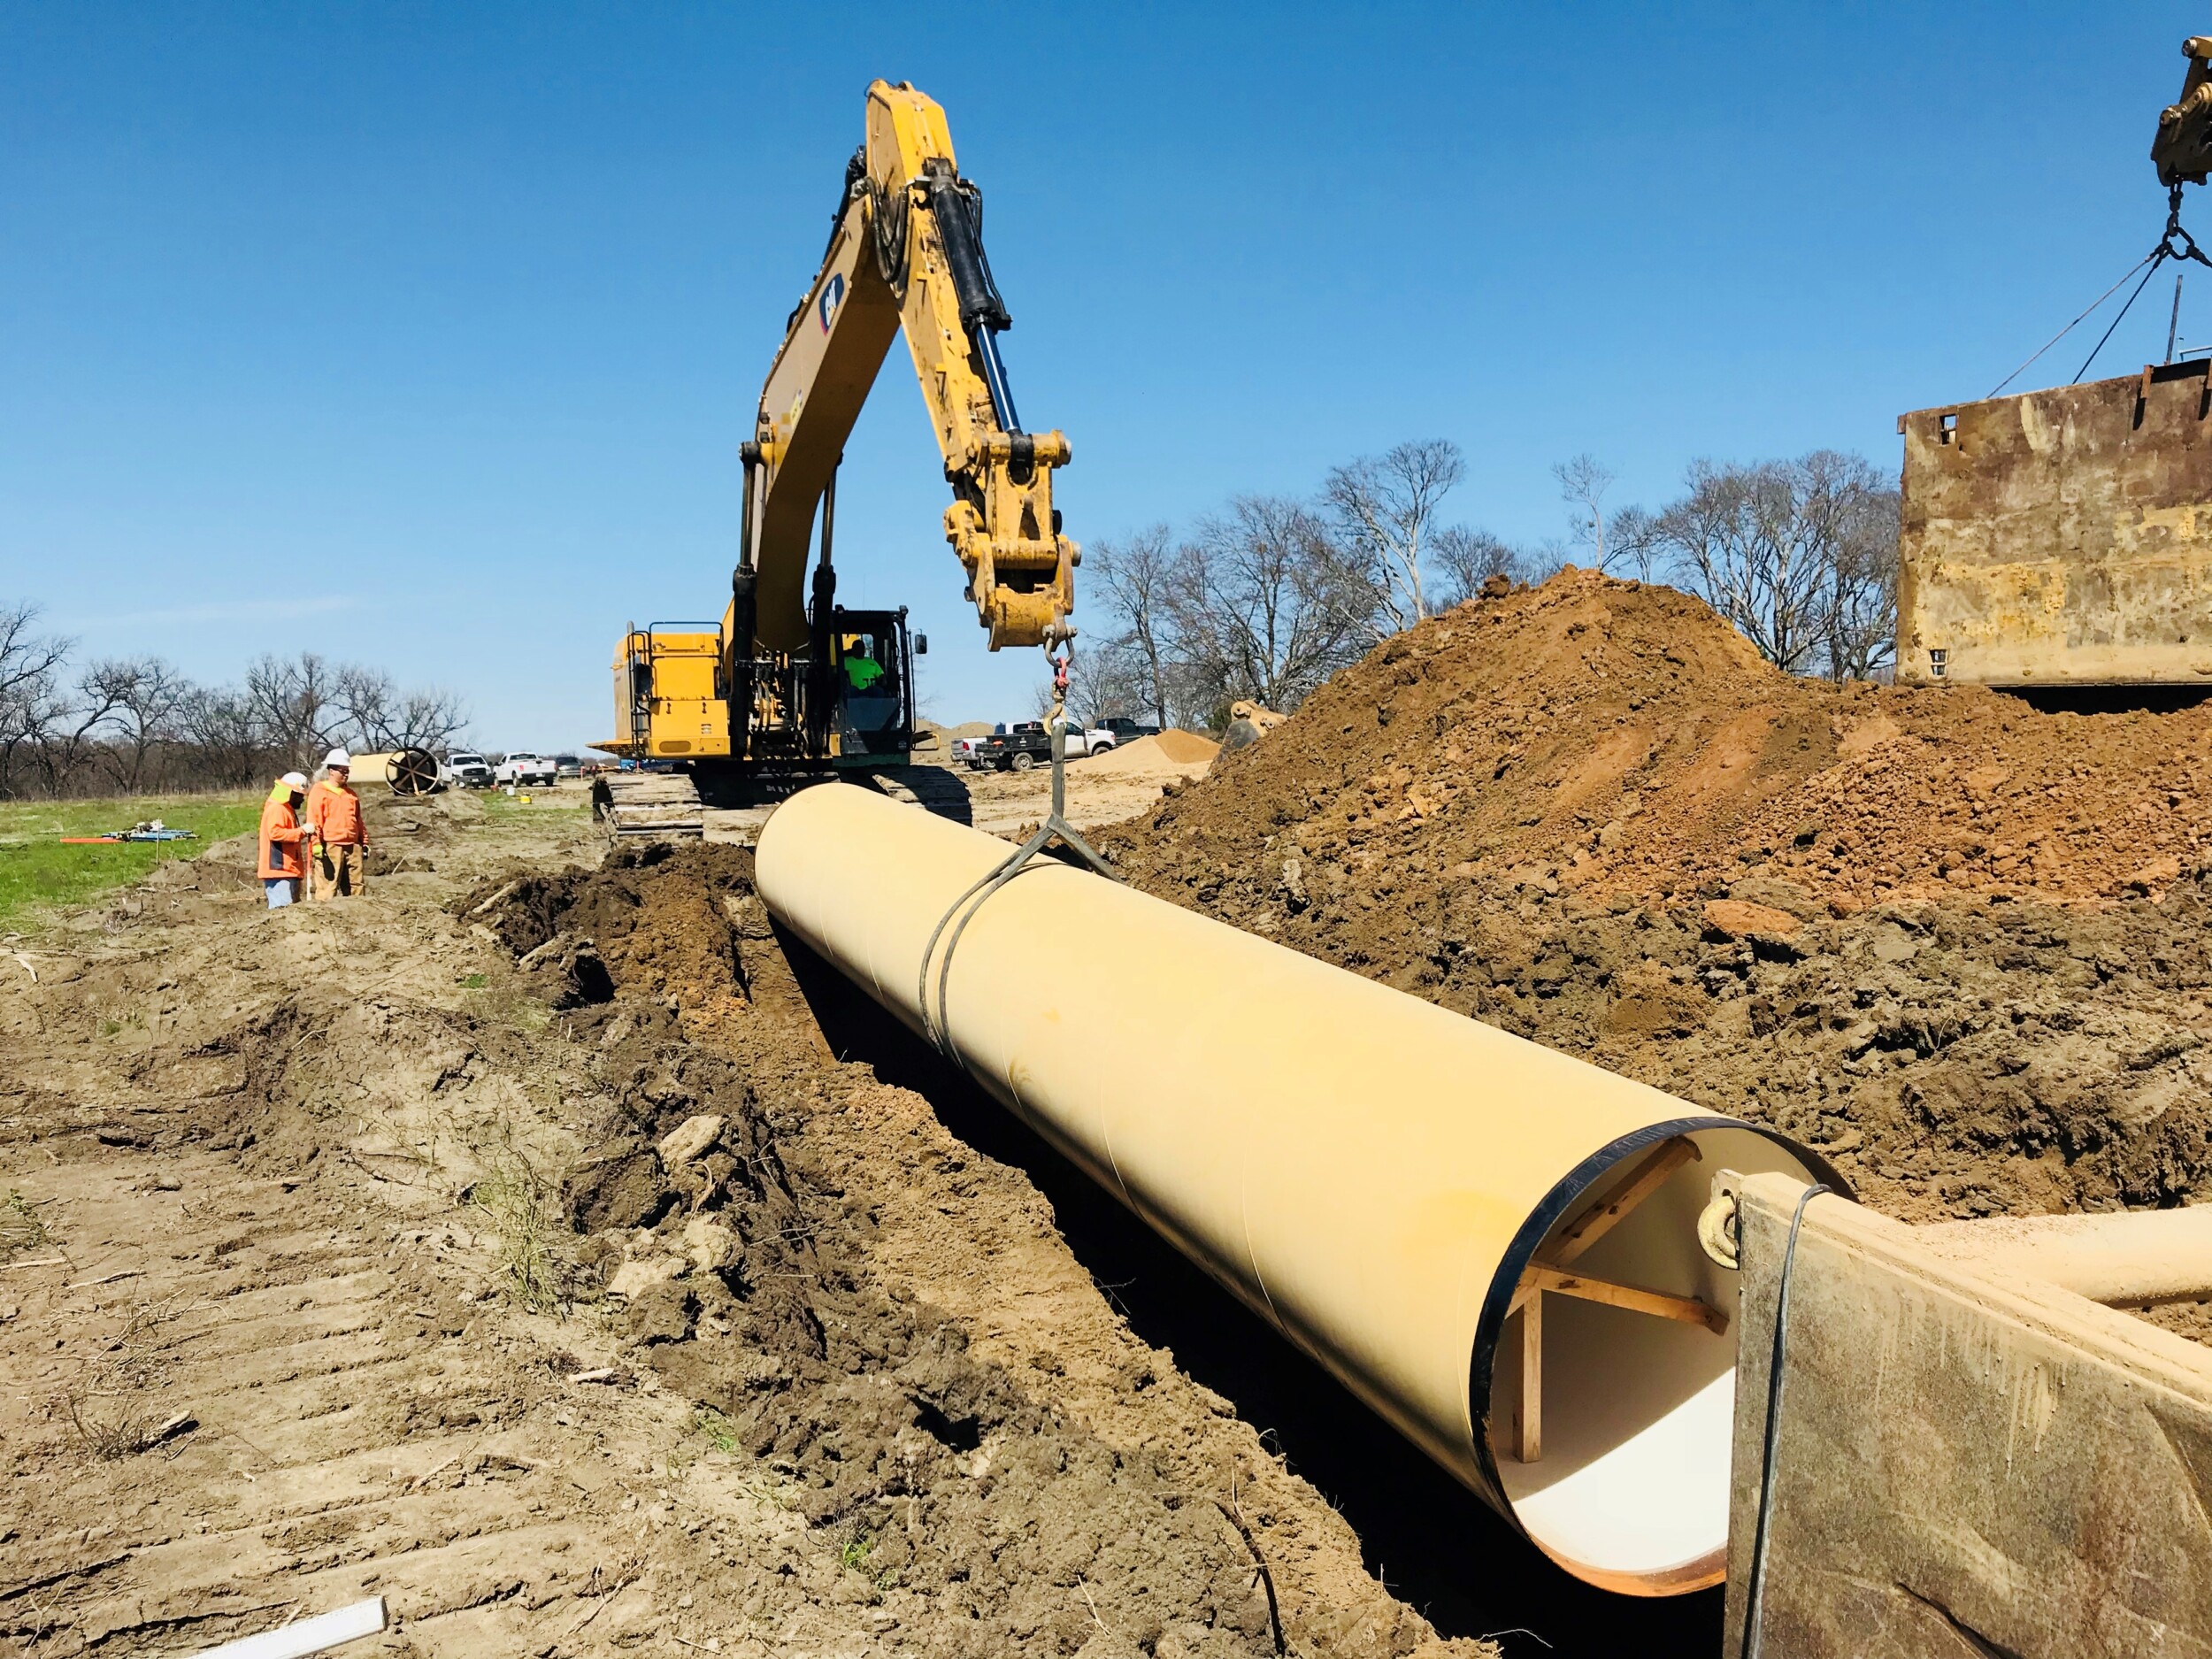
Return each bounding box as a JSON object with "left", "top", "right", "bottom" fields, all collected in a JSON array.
[
  {"left": 257, "top": 772, "right": 311, "bottom": 908},
  {"left": 309, "top": 748, "right": 370, "bottom": 899}
]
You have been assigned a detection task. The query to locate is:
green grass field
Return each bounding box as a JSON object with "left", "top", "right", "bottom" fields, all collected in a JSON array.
[
  {"left": 476, "top": 787, "right": 590, "bottom": 818},
  {"left": 0, "top": 793, "right": 262, "bottom": 929}
]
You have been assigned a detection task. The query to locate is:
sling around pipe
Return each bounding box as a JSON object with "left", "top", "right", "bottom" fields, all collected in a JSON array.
[{"left": 756, "top": 785, "right": 1839, "bottom": 1594}]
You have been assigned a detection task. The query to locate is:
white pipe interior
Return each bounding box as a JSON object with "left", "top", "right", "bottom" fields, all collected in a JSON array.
[{"left": 1486, "top": 1125, "right": 1821, "bottom": 1586}]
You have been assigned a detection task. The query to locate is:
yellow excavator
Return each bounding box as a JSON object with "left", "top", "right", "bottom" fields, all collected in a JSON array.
[{"left": 597, "top": 81, "right": 1078, "bottom": 813}]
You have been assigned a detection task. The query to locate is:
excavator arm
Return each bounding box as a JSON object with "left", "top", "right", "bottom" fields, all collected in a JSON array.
[{"left": 732, "top": 80, "right": 1077, "bottom": 664}]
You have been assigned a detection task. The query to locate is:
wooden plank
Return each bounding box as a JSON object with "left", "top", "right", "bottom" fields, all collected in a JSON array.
[
  {"left": 1524, "top": 1263, "right": 1728, "bottom": 1334},
  {"left": 1546, "top": 1136, "right": 1700, "bottom": 1268},
  {"left": 1517, "top": 1293, "right": 1542, "bottom": 1463},
  {"left": 1723, "top": 1171, "right": 2212, "bottom": 1659}
]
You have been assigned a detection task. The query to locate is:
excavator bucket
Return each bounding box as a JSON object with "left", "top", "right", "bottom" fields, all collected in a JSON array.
[{"left": 2153, "top": 35, "right": 2212, "bottom": 185}]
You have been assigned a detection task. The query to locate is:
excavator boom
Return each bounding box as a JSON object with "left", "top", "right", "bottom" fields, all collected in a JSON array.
[
  {"left": 741, "top": 80, "right": 1077, "bottom": 656},
  {"left": 2154, "top": 35, "right": 2212, "bottom": 186},
  {"left": 596, "top": 81, "right": 1076, "bottom": 826}
]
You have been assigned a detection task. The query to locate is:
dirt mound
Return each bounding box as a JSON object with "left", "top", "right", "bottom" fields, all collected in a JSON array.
[
  {"left": 1103, "top": 571, "right": 2212, "bottom": 1233},
  {"left": 463, "top": 841, "right": 754, "bottom": 1008},
  {"left": 1087, "top": 730, "right": 1219, "bottom": 777},
  {"left": 1124, "top": 569, "right": 2212, "bottom": 912}
]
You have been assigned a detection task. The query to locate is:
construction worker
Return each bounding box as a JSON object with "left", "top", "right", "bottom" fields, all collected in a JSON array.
[
  {"left": 841, "top": 634, "right": 886, "bottom": 693},
  {"left": 257, "top": 772, "right": 311, "bottom": 908},
  {"left": 309, "top": 748, "right": 369, "bottom": 899}
]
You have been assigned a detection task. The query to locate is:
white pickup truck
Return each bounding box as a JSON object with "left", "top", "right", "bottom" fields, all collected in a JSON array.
[
  {"left": 494, "top": 751, "right": 559, "bottom": 787},
  {"left": 441, "top": 750, "right": 495, "bottom": 789}
]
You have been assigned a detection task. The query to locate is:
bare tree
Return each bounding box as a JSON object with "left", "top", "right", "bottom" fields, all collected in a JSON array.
[
  {"left": 1608, "top": 503, "right": 1666, "bottom": 583},
  {"left": 1324, "top": 439, "right": 1466, "bottom": 639},
  {"left": 333, "top": 663, "right": 396, "bottom": 749},
  {"left": 0, "top": 603, "right": 472, "bottom": 795},
  {"left": 1171, "top": 495, "right": 1365, "bottom": 714},
  {"left": 1658, "top": 450, "right": 1898, "bottom": 679},
  {"left": 314, "top": 661, "right": 470, "bottom": 752},
  {"left": 0, "top": 603, "right": 73, "bottom": 798},
  {"left": 176, "top": 685, "right": 267, "bottom": 787},
  {"left": 82, "top": 657, "right": 193, "bottom": 792},
  {"left": 1430, "top": 526, "right": 1522, "bottom": 608},
  {"left": 382, "top": 686, "right": 469, "bottom": 750},
  {"left": 1553, "top": 454, "right": 1619, "bottom": 572},
  {"left": 1815, "top": 459, "right": 1901, "bottom": 680},
  {"left": 243, "top": 652, "right": 348, "bottom": 767},
  {"left": 25, "top": 674, "right": 127, "bottom": 797},
  {"left": 1085, "top": 526, "right": 1179, "bottom": 728}
]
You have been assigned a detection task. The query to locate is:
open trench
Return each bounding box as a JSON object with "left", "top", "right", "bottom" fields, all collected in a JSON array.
[
  {"left": 775, "top": 924, "right": 1727, "bottom": 1655},
  {"left": 468, "top": 836, "right": 1728, "bottom": 1656}
]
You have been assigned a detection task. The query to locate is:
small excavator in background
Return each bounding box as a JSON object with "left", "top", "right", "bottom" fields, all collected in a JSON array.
[{"left": 596, "top": 81, "right": 1079, "bottom": 830}]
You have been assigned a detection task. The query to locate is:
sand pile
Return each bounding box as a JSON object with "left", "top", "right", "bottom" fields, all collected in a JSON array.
[
  {"left": 1121, "top": 570, "right": 2212, "bottom": 911},
  {"left": 1086, "top": 729, "right": 1220, "bottom": 776},
  {"left": 918, "top": 718, "right": 994, "bottom": 763}
]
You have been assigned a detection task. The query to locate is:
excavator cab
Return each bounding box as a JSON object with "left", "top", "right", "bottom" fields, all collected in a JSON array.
[
  {"left": 810, "top": 607, "right": 917, "bottom": 767},
  {"left": 603, "top": 606, "right": 915, "bottom": 774}
]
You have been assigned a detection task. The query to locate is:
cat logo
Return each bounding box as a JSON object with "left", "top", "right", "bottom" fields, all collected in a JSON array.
[{"left": 818, "top": 273, "right": 845, "bottom": 334}]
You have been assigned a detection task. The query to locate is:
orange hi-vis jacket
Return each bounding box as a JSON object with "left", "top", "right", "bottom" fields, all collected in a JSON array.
[
  {"left": 257, "top": 782, "right": 309, "bottom": 880},
  {"left": 309, "top": 779, "right": 367, "bottom": 846}
]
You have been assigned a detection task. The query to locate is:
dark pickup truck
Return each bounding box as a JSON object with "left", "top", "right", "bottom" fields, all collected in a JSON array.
[
  {"left": 965, "top": 719, "right": 1123, "bottom": 771},
  {"left": 969, "top": 722, "right": 1053, "bottom": 772}
]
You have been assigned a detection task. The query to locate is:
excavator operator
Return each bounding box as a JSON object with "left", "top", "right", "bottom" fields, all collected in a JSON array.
[{"left": 841, "top": 634, "right": 886, "bottom": 694}]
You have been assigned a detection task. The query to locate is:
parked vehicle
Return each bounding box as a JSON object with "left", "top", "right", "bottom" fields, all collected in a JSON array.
[
  {"left": 1098, "top": 717, "right": 1160, "bottom": 741},
  {"left": 495, "top": 751, "right": 559, "bottom": 787},
  {"left": 964, "top": 719, "right": 1117, "bottom": 771},
  {"left": 554, "top": 754, "right": 583, "bottom": 780},
  {"left": 441, "top": 750, "right": 495, "bottom": 789}
]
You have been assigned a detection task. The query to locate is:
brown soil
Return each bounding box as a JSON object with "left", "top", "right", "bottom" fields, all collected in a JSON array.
[
  {"left": 1101, "top": 572, "right": 2212, "bottom": 1230},
  {"left": 956, "top": 757, "right": 1202, "bottom": 841},
  {"left": 1126, "top": 570, "right": 2211, "bottom": 912},
  {"left": 1, "top": 789, "right": 1491, "bottom": 1657}
]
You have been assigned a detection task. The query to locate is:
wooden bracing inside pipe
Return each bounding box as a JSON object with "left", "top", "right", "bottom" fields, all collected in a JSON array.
[{"left": 1509, "top": 1137, "right": 1725, "bottom": 1463}]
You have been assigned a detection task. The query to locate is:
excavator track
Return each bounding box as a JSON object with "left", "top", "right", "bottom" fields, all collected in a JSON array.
[{"left": 590, "top": 764, "right": 972, "bottom": 845}]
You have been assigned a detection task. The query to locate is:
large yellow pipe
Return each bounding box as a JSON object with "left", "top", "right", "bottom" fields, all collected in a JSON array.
[{"left": 756, "top": 785, "right": 1837, "bottom": 1594}]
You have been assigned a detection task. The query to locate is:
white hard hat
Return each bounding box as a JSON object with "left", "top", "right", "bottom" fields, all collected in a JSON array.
[
  {"left": 325, "top": 748, "right": 351, "bottom": 769},
  {"left": 280, "top": 771, "right": 309, "bottom": 790}
]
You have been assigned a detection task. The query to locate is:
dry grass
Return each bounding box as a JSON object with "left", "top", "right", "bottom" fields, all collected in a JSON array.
[
  {"left": 470, "top": 1161, "right": 563, "bottom": 1314},
  {"left": 57, "top": 1300, "right": 187, "bottom": 1459},
  {"left": 1, "top": 1187, "right": 50, "bottom": 1259}
]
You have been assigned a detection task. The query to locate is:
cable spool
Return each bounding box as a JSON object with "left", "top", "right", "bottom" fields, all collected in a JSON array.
[{"left": 388, "top": 749, "right": 440, "bottom": 795}]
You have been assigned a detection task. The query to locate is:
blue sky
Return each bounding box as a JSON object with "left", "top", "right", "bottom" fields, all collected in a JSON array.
[{"left": 3, "top": 4, "right": 2204, "bottom": 744}]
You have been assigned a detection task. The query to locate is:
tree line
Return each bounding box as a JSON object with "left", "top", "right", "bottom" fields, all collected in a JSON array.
[
  {"left": 0, "top": 604, "right": 468, "bottom": 799},
  {"left": 1069, "top": 442, "right": 1900, "bottom": 729}
]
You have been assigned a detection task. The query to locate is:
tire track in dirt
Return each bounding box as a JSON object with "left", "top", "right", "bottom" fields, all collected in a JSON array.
[{"left": 4, "top": 794, "right": 1501, "bottom": 1657}]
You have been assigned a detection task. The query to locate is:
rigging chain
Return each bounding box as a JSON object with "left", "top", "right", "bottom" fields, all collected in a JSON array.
[
  {"left": 2161, "top": 182, "right": 2212, "bottom": 270},
  {"left": 914, "top": 640, "right": 1119, "bottom": 1067}
]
